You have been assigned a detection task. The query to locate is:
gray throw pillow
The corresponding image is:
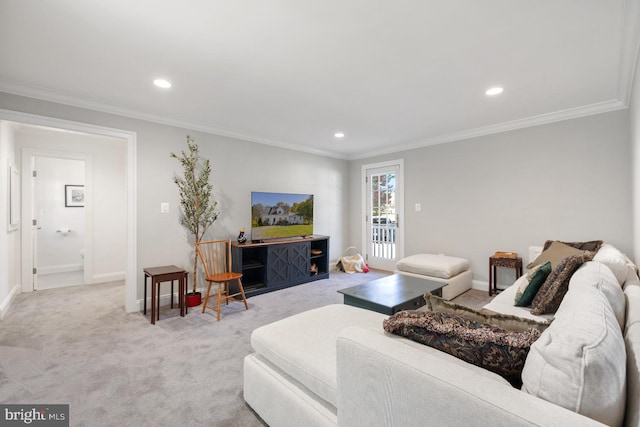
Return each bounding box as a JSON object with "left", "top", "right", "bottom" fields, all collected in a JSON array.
[{"left": 530, "top": 253, "right": 593, "bottom": 315}]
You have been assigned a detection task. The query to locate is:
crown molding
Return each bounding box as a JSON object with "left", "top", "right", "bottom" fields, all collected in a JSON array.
[
  {"left": 350, "top": 1, "right": 640, "bottom": 161},
  {"left": 0, "top": 74, "right": 632, "bottom": 163},
  {"left": 348, "top": 99, "right": 627, "bottom": 160},
  {"left": 0, "top": 78, "right": 348, "bottom": 160}
]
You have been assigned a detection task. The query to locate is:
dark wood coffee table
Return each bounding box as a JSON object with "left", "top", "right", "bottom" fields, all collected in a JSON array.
[{"left": 338, "top": 274, "right": 445, "bottom": 315}]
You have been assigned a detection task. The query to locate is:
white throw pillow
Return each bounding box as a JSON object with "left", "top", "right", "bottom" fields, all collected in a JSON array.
[
  {"left": 513, "top": 275, "right": 531, "bottom": 305},
  {"left": 521, "top": 284, "right": 626, "bottom": 426},
  {"left": 569, "top": 261, "right": 625, "bottom": 329},
  {"left": 593, "top": 243, "right": 628, "bottom": 285}
]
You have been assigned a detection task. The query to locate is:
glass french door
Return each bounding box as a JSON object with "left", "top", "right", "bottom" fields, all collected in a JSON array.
[{"left": 363, "top": 161, "right": 403, "bottom": 271}]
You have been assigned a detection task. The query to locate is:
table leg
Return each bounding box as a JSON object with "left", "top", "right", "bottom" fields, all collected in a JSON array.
[
  {"left": 171, "top": 280, "right": 175, "bottom": 309},
  {"left": 488, "top": 261, "right": 493, "bottom": 296},
  {"left": 184, "top": 273, "right": 188, "bottom": 315},
  {"left": 493, "top": 265, "right": 497, "bottom": 295},
  {"left": 151, "top": 278, "right": 156, "bottom": 325},
  {"left": 144, "top": 274, "right": 148, "bottom": 315},
  {"left": 157, "top": 282, "right": 161, "bottom": 321},
  {"left": 180, "top": 274, "right": 185, "bottom": 317}
]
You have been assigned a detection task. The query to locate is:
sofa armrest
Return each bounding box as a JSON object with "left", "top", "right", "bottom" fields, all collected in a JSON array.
[{"left": 336, "top": 327, "right": 605, "bottom": 427}]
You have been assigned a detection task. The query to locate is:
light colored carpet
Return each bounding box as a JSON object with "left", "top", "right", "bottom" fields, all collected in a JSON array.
[
  {"left": 0, "top": 270, "right": 391, "bottom": 427},
  {"left": 0, "top": 271, "right": 491, "bottom": 426}
]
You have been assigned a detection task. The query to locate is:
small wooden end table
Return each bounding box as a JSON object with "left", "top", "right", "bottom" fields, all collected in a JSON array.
[
  {"left": 489, "top": 256, "right": 522, "bottom": 296},
  {"left": 143, "top": 265, "right": 188, "bottom": 325}
]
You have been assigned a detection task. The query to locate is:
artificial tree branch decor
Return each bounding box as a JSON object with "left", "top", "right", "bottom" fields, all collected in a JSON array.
[{"left": 171, "top": 135, "right": 219, "bottom": 294}]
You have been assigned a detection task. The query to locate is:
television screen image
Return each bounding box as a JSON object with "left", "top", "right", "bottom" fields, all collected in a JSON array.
[{"left": 251, "top": 192, "right": 314, "bottom": 241}]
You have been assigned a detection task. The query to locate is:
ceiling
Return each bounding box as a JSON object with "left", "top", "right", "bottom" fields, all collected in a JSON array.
[{"left": 1, "top": 1, "right": 639, "bottom": 160}]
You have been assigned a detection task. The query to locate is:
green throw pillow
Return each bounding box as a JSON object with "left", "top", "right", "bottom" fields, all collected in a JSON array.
[{"left": 515, "top": 262, "right": 552, "bottom": 307}]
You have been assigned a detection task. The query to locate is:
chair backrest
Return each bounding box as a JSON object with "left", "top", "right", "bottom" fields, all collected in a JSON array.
[{"left": 195, "top": 239, "right": 232, "bottom": 278}]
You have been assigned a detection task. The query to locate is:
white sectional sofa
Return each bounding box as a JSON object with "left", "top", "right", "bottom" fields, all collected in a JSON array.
[{"left": 244, "top": 243, "right": 640, "bottom": 427}]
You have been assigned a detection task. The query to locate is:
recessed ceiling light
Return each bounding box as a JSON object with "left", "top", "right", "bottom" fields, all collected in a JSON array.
[
  {"left": 485, "top": 87, "right": 504, "bottom": 96},
  {"left": 334, "top": 132, "right": 345, "bottom": 138},
  {"left": 154, "top": 79, "right": 172, "bottom": 89}
]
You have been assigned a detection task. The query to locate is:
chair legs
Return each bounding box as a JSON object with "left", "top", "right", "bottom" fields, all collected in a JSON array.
[
  {"left": 202, "top": 279, "right": 249, "bottom": 320},
  {"left": 201, "top": 281, "right": 213, "bottom": 314},
  {"left": 237, "top": 279, "right": 249, "bottom": 310}
]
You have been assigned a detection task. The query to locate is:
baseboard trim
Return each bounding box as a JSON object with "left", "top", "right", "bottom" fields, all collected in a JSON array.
[
  {"left": 472, "top": 279, "right": 488, "bottom": 292},
  {"left": 135, "top": 286, "right": 205, "bottom": 312},
  {"left": 92, "top": 272, "right": 126, "bottom": 284},
  {"left": 0, "top": 284, "right": 21, "bottom": 320},
  {"left": 39, "top": 264, "right": 83, "bottom": 275}
]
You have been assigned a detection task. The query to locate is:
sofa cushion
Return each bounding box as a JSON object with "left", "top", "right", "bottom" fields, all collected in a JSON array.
[
  {"left": 250, "top": 304, "right": 386, "bottom": 407},
  {"left": 383, "top": 310, "right": 541, "bottom": 387},
  {"left": 515, "top": 262, "right": 552, "bottom": 307},
  {"left": 624, "top": 264, "right": 640, "bottom": 291},
  {"left": 593, "top": 243, "right": 628, "bottom": 285},
  {"left": 530, "top": 253, "right": 592, "bottom": 315},
  {"left": 421, "top": 293, "right": 551, "bottom": 333},
  {"left": 542, "top": 239, "right": 603, "bottom": 252},
  {"left": 395, "top": 254, "right": 469, "bottom": 279},
  {"left": 521, "top": 284, "right": 626, "bottom": 426},
  {"left": 527, "top": 241, "right": 589, "bottom": 270},
  {"left": 624, "top": 279, "right": 640, "bottom": 427},
  {"left": 625, "top": 322, "right": 640, "bottom": 427},
  {"left": 626, "top": 281, "right": 640, "bottom": 332},
  {"left": 569, "top": 261, "right": 625, "bottom": 329}
]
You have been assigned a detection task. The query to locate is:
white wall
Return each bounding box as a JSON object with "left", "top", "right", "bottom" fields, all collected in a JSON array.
[
  {"left": 14, "top": 124, "right": 127, "bottom": 283},
  {"left": 0, "top": 92, "right": 350, "bottom": 304},
  {"left": 0, "top": 120, "right": 19, "bottom": 318},
  {"left": 4, "top": 89, "right": 633, "bottom": 303},
  {"left": 135, "top": 117, "right": 349, "bottom": 292},
  {"left": 35, "top": 157, "right": 85, "bottom": 274},
  {"left": 350, "top": 109, "right": 633, "bottom": 285}
]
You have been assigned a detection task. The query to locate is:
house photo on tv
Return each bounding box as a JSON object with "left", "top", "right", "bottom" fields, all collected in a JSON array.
[{"left": 251, "top": 192, "right": 314, "bottom": 241}]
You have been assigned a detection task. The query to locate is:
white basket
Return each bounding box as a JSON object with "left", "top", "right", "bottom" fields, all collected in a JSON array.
[{"left": 343, "top": 246, "right": 360, "bottom": 257}]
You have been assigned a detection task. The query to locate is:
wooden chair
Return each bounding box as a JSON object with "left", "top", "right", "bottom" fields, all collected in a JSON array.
[{"left": 195, "top": 239, "right": 248, "bottom": 320}]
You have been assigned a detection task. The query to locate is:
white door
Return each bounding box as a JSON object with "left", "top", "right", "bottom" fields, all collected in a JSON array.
[
  {"left": 34, "top": 156, "right": 86, "bottom": 289},
  {"left": 363, "top": 160, "right": 404, "bottom": 271}
]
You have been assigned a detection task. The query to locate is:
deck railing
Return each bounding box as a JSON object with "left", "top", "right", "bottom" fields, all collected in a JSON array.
[{"left": 371, "top": 225, "right": 396, "bottom": 259}]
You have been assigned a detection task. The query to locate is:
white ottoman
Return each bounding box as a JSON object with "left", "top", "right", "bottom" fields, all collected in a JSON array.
[{"left": 394, "top": 254, "right": 472, "bottom": 300}]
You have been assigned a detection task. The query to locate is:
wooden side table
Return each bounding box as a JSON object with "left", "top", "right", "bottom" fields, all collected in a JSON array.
[
  {"left": 143, "top": 265, "right": 188, "bottom": 325},
  {"left": 489, "top": 256, "right": 522, "bottom": 296}
]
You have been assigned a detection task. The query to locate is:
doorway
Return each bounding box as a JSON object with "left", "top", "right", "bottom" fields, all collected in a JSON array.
[
  {"left": 0, "top": 109, "right": 138, "bottom": 312},
  {"left": 33, "top": 156, "right": 86, "bottom": 290},
  {"left": 362, "top": 160, "right": 404, "bottom": 271}
]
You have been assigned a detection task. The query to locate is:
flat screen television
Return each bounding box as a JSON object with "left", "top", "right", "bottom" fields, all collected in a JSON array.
[{"left": 251, "top": 191, "right": 314, "bottom": 241}]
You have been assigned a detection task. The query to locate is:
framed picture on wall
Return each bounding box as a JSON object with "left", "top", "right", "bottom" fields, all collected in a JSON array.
[{"left": 65, "top": 184, "right": 85, "bottom": 207}]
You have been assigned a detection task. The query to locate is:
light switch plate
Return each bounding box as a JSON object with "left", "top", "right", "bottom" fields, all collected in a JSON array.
[
  {"left": 161, "top": 203, "right": 169, "bottom": 213},
  {"left": 415, "top": 203, "right": 421, "bottom": 212}
]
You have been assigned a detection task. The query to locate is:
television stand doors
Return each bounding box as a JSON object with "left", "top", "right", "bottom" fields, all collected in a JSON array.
[{"left": 231, "top": 235, "right": 329, "bottom": 297}]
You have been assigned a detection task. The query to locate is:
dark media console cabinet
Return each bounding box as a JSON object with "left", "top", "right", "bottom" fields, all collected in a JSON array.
[{"left": 231, "top": 235, "right": 330, "bottom": 297}]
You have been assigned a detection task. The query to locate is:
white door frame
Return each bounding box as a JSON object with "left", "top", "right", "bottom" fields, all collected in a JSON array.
[
  {"left": 0, "top": 109, "right": 138, "bottom": 312},
  {"left": 361, "top": 159, "right": 404, "bottom": 270}
]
